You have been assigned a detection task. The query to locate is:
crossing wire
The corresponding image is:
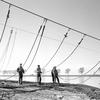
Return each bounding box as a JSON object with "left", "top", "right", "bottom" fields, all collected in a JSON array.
[
  {"left": 0, "top": 4, "right": 11, "bottom": 43},
  {"left": 23, "top": 19, "right": 46, "bottom": 67},
  {"left": 43, "top": 28, "right": 70, "bottom": 69},
  {"left": 0, "top": 0, "right": 100, "bottom": 42}
]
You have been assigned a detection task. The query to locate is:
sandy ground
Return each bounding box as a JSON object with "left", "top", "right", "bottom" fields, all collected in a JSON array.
[{"left": 0, "top": 80, "right": 100, "bottom": 100}]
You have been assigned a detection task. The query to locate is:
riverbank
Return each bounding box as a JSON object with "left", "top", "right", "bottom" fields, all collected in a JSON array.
[{"left": 0, "top": 80, "right": 100, "bottom": 100}]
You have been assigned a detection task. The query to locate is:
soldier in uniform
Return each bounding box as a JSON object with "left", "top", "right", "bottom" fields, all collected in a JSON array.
[
  {"left": 51, "top": 66, "right": 60, "bottom": 84},
  {"left": 17, "top": 63, "right": 25, "bottom": 85},
  {"left": 36, "top": 65, "right": 42, "bottom": 85}
]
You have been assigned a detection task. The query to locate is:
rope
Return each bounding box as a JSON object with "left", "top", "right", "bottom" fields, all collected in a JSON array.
[
  {"left": 24, "top": 19, "right": 47, "bottom": 72},
  {"left": 43, "top": 28, "right": 70, "bottom": 69},
  {"left": 83, "top": 61, "right": 100, "bottom": 75},
  {"left": 58, "top": 65, "right": 100, "bottom": 83},
  {"left": 67, "top": 60, "right": 100, "bottom": 81},
  {"left": 0, "top": 4, "right": 11, "bottom": 43},
  {"left": 5, "top": 73, "right": 17, "bottom": 80},
  {"left": 56, "top": 34, "right": 85, "bottom": 67},
  {"left": 23, "top": 19, "right": 46, "bottom": 67},
  {"left": 82, "top": 67, "right": 100, "bottom": 83}
]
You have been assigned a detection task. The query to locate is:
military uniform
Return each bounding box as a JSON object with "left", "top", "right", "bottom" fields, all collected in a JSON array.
[
  {"left": 37, "top": 65, "right": 42, "bottom": 84},
  {"left": 51, "top": 66, "right": 60, "bottom": 84},
  {"left": 17, "top": 64, "right": 24, "bottom": 84}
]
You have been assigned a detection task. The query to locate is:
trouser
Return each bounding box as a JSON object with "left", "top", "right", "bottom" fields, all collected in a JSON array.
[
  {"left": 18, "top": 75, "right": 23, "bottom": 84},
  {"left": 55, "top": 75, "right": 60, "bottom": 84},
  {"left": 37, "top": 74, "right": 41, "bottom": 84},
  {"left": 52, "top": 73, "right": 55, "bottom": 83},
  {"left": 52, "top": 74, "right": 60, "bottom": 84}
]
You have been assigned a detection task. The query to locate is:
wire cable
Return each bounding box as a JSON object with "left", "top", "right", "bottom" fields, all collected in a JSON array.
[
  {"left": 59, "top": 65, "right": 100, "bottom": 83},
  {"left": 0, "top": 0, "right": 100, "bottom": 42},
  {"left": 82, "top": 66, "right": 100, "bottom": 83},
  {"left": 0, "top": 4, "right": 11, "bottom": 43},
  {"left": 5, "top": 30, "right": 17, "bottom": 69},
  {"left": 56, "top": 34, "right": 85, "bottom": 67},
  {"left": 1, "top": 0, "right": 100, "bottom": 81},
  {"left": 0, "top": 28, "right": 13, "bottom": 63},
  {"left": 4, "top": 73, "right": 17, "bottom": 80},
  {"left": 23, "top": 19, "right": 46, "bottom": 67},
  {"left": 43, "top": 28, "right": 70, "bottom": 69},
  {"left": 68, "top": 60, "right": 100, "bottom": 81},
  {"left": 0, "top": 28, "right": 13, "bottom": 70},
  {"left": 24, "top": 19, "right": 47, "bottom": 72},
  {"left": 83, "top": 61, "right": 100, "bottom": 75},
  {"left": 44, "top": 57, "right": 100, "bottom": 81},
  {"left": 0, "top": 22, "right": 100, "bottom": 55},
  {"left": 45, "top": 34, "right": 85, "bottom": 73},
  {"left": 4, "top": 19, "right": 47, "bottom": 80}
]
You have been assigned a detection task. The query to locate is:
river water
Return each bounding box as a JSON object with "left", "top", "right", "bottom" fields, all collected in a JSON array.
[{"left": 0, "top": 75, "right": 100, "bottom": 89}]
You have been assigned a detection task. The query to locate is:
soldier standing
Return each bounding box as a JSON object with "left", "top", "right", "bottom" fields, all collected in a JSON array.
[
  {"left": 17, "top": 63, "right": 25, "bottom": 85},
  {"left": 36, "top": 65, "right": 42, "bottom": 85},
  {"left": 51, "top": 66, "right": 60, "bottom": 84}
]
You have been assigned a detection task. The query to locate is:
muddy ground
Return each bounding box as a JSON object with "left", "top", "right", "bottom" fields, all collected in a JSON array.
[{"left": 0, "top": 80, "right": 100, "bottom": 100}]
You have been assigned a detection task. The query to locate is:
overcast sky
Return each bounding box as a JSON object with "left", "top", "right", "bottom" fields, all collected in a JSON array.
[{"left": 0, "top": 0, "right": 100, "bottom": 87}]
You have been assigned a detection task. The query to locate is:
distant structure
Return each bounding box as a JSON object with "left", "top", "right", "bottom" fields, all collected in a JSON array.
[
  {"left": 78, "top": 67, "right": 84, "bottom": 84},
  {"left": 65, "top": 68, "right": 71, "bottom": 83}
]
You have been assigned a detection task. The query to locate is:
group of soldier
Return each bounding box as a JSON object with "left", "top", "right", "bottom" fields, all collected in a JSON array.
[{"left": 17, "top": 64, "right": 60, "bottom": 85}]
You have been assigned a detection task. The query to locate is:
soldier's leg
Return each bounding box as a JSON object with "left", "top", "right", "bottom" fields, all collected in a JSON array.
[
  {"left": 20, "top": 77, "right": 22, "bottom": 84},
  {"left": 56, "top": 76, "right": 60, "bottom": 84},
  {"left": 54, "top": 75, "right": 56, "bottom": 83},
  {"left": 18, "top": 76, "right": 20, "bottom": 84},
  {"left": 19, "top": 77, "right": 21, "bottom": 84},
  {"left": 52, "top": 74, "right": 54, "bottom": 83},
  {"left": 37, "top": 74, "right": 39, "bottom": 84},
  {"left": 39, "top": 76, "right": 41, "bottom": 84},
  {"left": 19, "top": 74, "right": 22, "bottom": 84}
]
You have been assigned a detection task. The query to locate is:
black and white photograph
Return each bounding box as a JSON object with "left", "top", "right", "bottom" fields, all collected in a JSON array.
[{"left": 0, "top": 0, "right": 100, "bottom": 99}]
